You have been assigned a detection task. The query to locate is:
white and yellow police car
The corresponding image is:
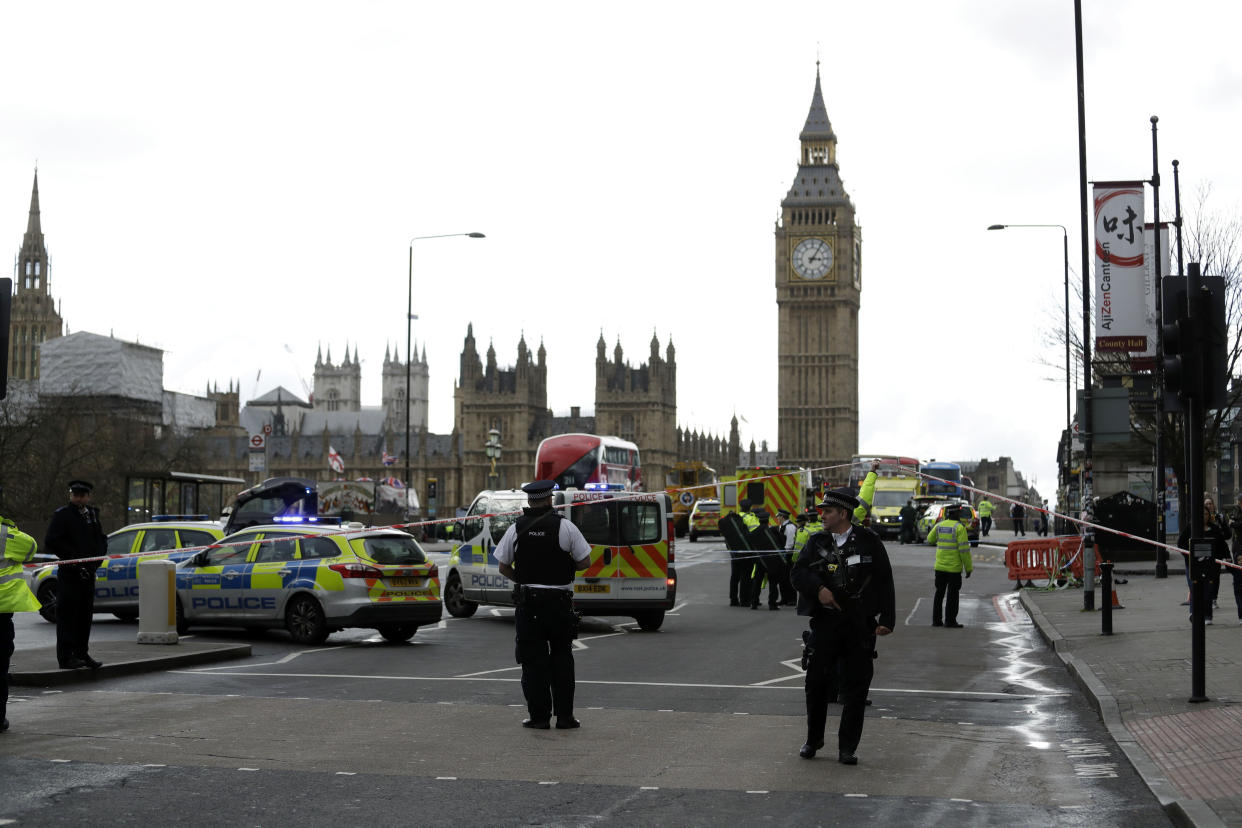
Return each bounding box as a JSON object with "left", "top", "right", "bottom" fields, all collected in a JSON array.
[
  {"left": 28, "top": 516, "right": 225, "bottom": 624},
  {"left": 442, "top": 485, "right": 677, "bottom": 631},
  {"left": 175, "top": 519, "right": 442, "bottom": 644}
]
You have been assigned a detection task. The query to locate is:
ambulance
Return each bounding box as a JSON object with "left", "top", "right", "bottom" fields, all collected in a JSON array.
[
  {"left": 441, "top": 485, "right": 676, "bottom": 631},
  {"left": 718, "top": 467, "right": 814, "bottom": 519}
]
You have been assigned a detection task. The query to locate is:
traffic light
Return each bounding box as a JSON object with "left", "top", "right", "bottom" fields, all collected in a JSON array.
[
  {"left": 1199, "top": 274, "right": 1228, "bottom": 410},
  {"left": 1162, "top": 311, "right": 1201, "bottom": 401},
  {"left": 0, "top": 278, "right": 10, "bottom": 399}
]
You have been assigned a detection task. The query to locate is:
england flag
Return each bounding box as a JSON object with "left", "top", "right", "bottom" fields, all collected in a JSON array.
[{"left": 328, "top": 445, "right": 345, "bottom": 474}]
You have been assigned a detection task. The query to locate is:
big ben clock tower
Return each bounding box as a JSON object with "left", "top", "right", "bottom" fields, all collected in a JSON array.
[{"left": 775, "top": 65, "right": 860, "bottom": 478}]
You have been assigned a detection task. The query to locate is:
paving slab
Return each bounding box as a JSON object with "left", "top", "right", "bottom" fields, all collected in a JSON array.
[{"left": 1021, "top": 569, "right": 1242, "bottom": 828}]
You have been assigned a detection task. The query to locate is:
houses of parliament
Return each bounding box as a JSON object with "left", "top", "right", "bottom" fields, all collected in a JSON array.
[{"left": 6, "top": 67, "right": 860, "bottom": 509}]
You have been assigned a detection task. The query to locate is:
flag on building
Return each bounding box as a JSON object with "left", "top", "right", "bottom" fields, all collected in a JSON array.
[
  {"left": 382, "top": 450, "right": 396, "bottom": 467},
  {"left": 328, "top": 445, "right": 345, "bottom": 474}
]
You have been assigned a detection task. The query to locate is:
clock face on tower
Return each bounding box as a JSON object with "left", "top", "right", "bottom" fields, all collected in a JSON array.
[{"left": 791, "top": 237, "right": 833, "bottom": 280}]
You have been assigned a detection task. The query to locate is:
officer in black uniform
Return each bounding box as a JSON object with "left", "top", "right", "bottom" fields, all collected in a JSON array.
[
  {"left": 494, "top": 480, "right": 592, "bottom": 730},
  {"left": 45, "top": 480, "right": 107, "bottom": 670},
  {"left": 790, "top": 487, "right": 895, "bottom": 765}
]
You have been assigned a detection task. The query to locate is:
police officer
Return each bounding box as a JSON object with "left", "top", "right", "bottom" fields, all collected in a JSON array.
[
  {"left": 1, "top": 515, "right": 43, "bottom": 732},
  {"left": 45, "top": 480, "right": 106, "bottom": 670},
  {"left": 494, "top": 480, "right": 591, "bottom": 729},
  {"left": 791, "top": 487, "right": 895, "bottom": 765},
  {"left": 728, "top": 499, "right": 759, "bottom": 606},
  {"left": 930, "top": 505, "right": 972, "bottom": 628},
  {"left": 775, "top": 508, "right": 798, "bottom": 605},
  {"left": 977, "top": 497, "right": 995, "bottom": 537}
]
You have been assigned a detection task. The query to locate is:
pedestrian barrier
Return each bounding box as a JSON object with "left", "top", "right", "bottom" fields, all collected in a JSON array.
[{"left": 1005, "top": 536, "right": 1100, "bottom": 589}]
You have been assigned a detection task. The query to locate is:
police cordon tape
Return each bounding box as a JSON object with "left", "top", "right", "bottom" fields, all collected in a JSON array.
[{"left": 27, "top": 461, "right": 1237, "bottom": 575}]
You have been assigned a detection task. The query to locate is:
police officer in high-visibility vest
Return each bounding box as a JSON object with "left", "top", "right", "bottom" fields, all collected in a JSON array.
[
  {"left": 930, "top": 505, "right": 973, "bottom": 628},
  {"left": 1, "top": 516, "right": 43, "bottom": 732},
  {"left": 977, "top": 498, "right": 995, "bottom": 537},
  {"left": 45, "top": 480, "right": 107, "bottom": 670},
  {"left": 791, "top": 488, "right": 895, "bottom": 765},
  {"left": 494, "top": 480, "right": 591, "bottom": 730}
]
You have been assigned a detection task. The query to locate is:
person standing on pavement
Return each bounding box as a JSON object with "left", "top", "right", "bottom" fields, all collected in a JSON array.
[
  {"left": 1229, "top": 496, "right": 1242, "bottom": 623},
  {"left": 748, "top": 509, "right": 784, "bottom": 610},
  {"left": 45, "top": 480, "right": 106, "bottom": 670},
  {"left": 977, "top": 497, "right": 994, "bottom": 537},
  {"left": 1, "top": 515, "right": 43, "bottom": 733},
  {"left": 1178, "top": 497, "right": 1230, "bottom": 625},
  {"left": 1010, "top": 501, "right": 1026, "bottom": 536},
  {"left": 930, "top": 505, "right": 973, "bottom": 628},
  {"left": 899, "top": 499, "right": 919, "bottom": 545},
  {"left": 791, "top": 487, "right": 895, "bottom": 766},
  {"left": 494, "top": 480, "right": 592, "bottom": 729},
  {"left": 729, "top": 499, "right": 759, "bottom": 607}
]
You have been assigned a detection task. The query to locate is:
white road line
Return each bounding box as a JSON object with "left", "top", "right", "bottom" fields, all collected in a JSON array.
[
  {"left": 164, "top": 669, "right": 1065, "bottom": 697},
  {"left": 187, "top": 645, "right": 347, "bottom": 671},
  {"left": 455, "top": 665, "right": 521, "bottom": 677},
  {"left": 904, "top": 597, "right": 924, "bottom": 626}
]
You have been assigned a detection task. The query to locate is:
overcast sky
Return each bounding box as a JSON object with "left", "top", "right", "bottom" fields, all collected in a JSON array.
[{"left": 4, "top": 0, "right": 1240, "bottom": 499}]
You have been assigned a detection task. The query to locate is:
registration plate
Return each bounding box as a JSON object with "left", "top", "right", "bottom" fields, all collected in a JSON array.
[
  {"left": 574, "top": 583, "right": 610, "bottom": 594},
  {"left": 387, "top": 577, "right": 426, "bottom": 587}
]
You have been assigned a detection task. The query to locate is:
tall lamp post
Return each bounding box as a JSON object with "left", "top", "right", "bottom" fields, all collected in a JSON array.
[
  {"left": 484, "top": 428, "right": 502, "bottom": 490},
  {"left": 988, "top": 224, "right": 1071, "bottom": 524},
  {"left": 405, "top": 232, "right": 485, "bottom": 516}
]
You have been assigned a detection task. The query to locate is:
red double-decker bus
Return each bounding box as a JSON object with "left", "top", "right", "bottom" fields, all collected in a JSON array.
[{"left": 535, "top": 433, "right": 642, "bottom": 491}]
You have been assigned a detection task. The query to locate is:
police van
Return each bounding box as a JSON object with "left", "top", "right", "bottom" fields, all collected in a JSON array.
[{"left": 442, "top": 485, "right": 676, "bottom": 631}]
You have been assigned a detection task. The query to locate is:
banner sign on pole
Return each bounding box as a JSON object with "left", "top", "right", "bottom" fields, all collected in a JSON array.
[{"left": 1094, "top": 181, "right": 1148, "bottom": 352}]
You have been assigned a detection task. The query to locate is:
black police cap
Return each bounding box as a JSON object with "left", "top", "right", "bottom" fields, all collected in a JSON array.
[
  {"left": 68, "top": 480, "right": 94, "bottom": 494},
  {"left": 521, "top": 480, "right": 556, "bottom": 499}
]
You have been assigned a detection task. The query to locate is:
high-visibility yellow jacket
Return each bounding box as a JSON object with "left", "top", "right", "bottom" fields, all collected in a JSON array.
[
  {"left": 0, "top": 517, "right": 42, "bottom": 613},
  {"left": 977, "top": 499, "right": 995, "bottom": 518},
  {"left": 740, "top": 510, "right": 760, "bottom": 530},
  {"left": 931, "top": 519, "right": 972, "bottom": 574},
  {"left": 853, "top": 472, "right": 877, "bottom": 525}
]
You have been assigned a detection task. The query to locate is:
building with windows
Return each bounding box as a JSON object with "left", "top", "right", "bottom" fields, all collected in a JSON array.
[{"left": 7, "top": 171, "right": 64, "bottom": 382}]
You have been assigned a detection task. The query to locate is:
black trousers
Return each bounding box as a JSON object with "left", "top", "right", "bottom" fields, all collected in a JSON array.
[
  {"left": 804, "top": 614, "right": 875, "bottom": 754},
  {"left": 514, "top": 589, "right": 576, "bottom": 722},
  {"left": 980, "top": 516, "right": 992, "bottom": 537},
  {"left": 755, "top": 553, "right": 787, "bottom": 608},
  {"left": 932, "top": 570, "right": 963, "bottom": 625},
  {"left": 729, "top": 551, "right": 749, "bottom": 604},
  {"left": 1013, "top": 518, "right": 1025, "bottom": 535},
  {"left": 899, "top": 523, "right": 916, "bottom": 544},
  {"left": 56, "top": 570, "right": 96, "bottom": 664},
  {"left": 1, "top": 613, "right": 13, "bottom": 723}
]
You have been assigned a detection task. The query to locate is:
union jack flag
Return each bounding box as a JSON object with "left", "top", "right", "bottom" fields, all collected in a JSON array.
[{"left": 382, "top": 451, "right": 397, "bottom": 467}]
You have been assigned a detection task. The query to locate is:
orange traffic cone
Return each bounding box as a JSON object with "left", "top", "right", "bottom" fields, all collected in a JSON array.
[{"left": 1110, "top": 589, "right": 1124, "bottom": 609}]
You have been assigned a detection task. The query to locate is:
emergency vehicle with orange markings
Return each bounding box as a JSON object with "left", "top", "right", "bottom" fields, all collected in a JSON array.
[
  {"left": 442, "top": 485, "right": 676, "bottom": 631},
  {"left": 718, "top": 467, "right": 814, "bottom": 520}
]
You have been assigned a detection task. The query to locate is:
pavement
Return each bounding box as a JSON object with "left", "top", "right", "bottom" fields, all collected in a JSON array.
[
  {"left": 1020, "top": 563, "right": 1242, "bottom": 828},
  {"left": 8, "top": 639, "right": 251, "bottom": 687}
]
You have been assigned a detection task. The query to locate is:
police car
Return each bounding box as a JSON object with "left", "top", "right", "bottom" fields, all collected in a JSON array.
[
  {"left": 29, "top": 517, "right": 225, "bottom": 624},
  {"left": 442, "top": 485, "right": 677, "bottom": 631},
  {"left": 174, "top": 520, "right": 442, "bottom": 644}
]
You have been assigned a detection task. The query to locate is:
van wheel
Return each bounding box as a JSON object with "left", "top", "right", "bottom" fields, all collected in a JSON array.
[
  {"left": 378, "top": 625, "right": 418, "bottom": 642},
  {"left": 689, "top": 531, "right": 698, "bottom": 542},
  {"left": 175, "top": 596, "right": 189, "bottom": 635},
  {"left": 634, "top": 610, "right": 664, "bottom": 632},
  {"left": 286, "top": 595, "right": 329, "bottom": 645},
  {"left": 443, "top": 574, "right": 478, "bottom": 618},
  {"left": 37, "top": 580, "right": 58, "bottom": 624}
]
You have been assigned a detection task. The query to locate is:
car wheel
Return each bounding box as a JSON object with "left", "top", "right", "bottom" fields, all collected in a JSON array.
[
  {"left": 443, "top": 574, "right": 478, "bottom": 618},
  {"left": 36, "top": 580, "right": 58, "bottom": 624},
  {"left": 113, "top": 610, "right": 139, "bottom": 622},
  {"left": 689, "top": 531, "right": 698, "bottom": 542},
  {"left": 377, "top": 625, "right": 418, "bottom": 643},
  {"left": 175, "top": 596, "right": 189, "bottom": 635},
  {"left": 633, "top": 610, "right": 664, "bottom": 632},
  {"left": 286, "top": 595, "right": 329, "bottom": 645}
]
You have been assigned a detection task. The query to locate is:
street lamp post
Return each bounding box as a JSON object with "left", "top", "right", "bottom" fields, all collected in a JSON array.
[
  {"left": 484, "top": 428, "right": 502, "bottom": 490},
  {"left": 988, "top": 223, "right": 1071, "bottom": 526},
  {"left": 405, "top": 232, "right": 485, "bottom": 517}
]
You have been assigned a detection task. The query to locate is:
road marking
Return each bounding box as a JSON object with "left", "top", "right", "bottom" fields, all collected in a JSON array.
[
  {"left": 746, "top": 790, "right": 769, "bottom": 795},
  {"left": 186, "top": 646, "right": 346, "bottom": 671},
  {"left": 538, "top": 781, "right": 558, "bottom": 786},
  {"left": 640, "top": 786, "right": 659, "bottom": 791},
  {"left": 436, "top": 776, "right": 457, "bottom": 781},
  {"left": 238, "top": 768, "right": 260, "bottom": 772},
  {"left": 455, "top": 665, "right": 520, "bottom": 677},
  {"left": 904, "top": 597, "right": 924, "bottom": 626},
  {"left": 844, "top": 794, "right": 868, "bottom": 798},
  {"left": 141, "top": 764, "right": 166, "bottom": 768},
  {"left": 51, "top": 759, "right": 71, "bottom": 763},
  {"left": 336, "top": 772, "right": 356, "bottom": 776},
  {"left": 166, "top": 669, "right": 1066, "bottom": 697}
]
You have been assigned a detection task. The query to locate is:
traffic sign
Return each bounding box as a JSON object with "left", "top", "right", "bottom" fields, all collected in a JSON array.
[{"left": 262, "top": 423, "right": 272, "bottom": 436}]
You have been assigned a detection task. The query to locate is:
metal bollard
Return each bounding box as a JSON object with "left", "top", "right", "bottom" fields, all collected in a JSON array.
[
  {"left": 136, "top": 559, "right": 179, "bottom": 644},
  {"left": 1099, "top": 561, "right": 1113, "bottom": 635}
]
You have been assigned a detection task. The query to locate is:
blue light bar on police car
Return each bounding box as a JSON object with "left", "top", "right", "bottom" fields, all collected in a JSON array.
[{"left": 584, "top": 483, "right": 624, "bottom": 491}]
